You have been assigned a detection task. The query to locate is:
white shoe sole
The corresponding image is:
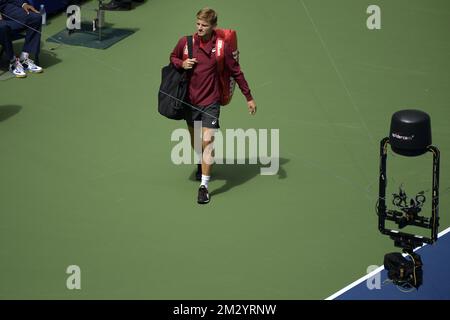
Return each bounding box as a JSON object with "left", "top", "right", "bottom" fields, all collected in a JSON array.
[{"left": 27, "top": 69, "right": 43, "bottom": 73}]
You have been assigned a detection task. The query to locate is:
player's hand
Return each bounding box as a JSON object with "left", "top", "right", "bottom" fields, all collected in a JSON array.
[
  {"left": 247, "top": 100, "right": 257, "bottom": 115},
  {"left": 22, "top": 3, "right": 39, "bottom": 14},
  {"left": 182, "top": 58, "right": 198, "bottom": 70}
]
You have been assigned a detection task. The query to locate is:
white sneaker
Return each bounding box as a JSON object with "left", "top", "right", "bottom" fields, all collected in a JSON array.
[
  {"left": 9, "top": 59, "right": 27, "bottom": 78},
  {"left": 20, "top": 57, "right": 43, "bottom": 73}
]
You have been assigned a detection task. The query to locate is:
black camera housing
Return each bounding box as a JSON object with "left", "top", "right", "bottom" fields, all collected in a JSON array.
[
  {"left": 384, "top": 252, "right": 423, "bottom": 289},
  {"left": 389, "top": 110, "right": 432, "bottom": 157}
]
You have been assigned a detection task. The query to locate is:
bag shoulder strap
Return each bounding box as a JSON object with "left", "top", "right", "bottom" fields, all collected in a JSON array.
[{"left": 186, "top": 35, "right": 193, "bottom": 59}]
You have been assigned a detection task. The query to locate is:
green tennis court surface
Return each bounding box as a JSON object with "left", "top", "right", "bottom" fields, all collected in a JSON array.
[{"left": 1, "top": 0, "right": 449, "bottom": 299}]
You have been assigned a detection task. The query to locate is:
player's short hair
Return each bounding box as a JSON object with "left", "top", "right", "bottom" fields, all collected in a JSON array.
[{"left": 196, "top": 7, "right": 218, "bottom": 25}]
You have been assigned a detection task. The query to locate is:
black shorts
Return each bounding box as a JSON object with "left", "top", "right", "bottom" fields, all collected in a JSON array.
[{"left": 185, "top": 102, "right": 221, "bottom": 129}]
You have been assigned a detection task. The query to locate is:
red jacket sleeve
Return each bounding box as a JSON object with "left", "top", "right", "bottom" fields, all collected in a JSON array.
[
  {"left": 170, "top": 37, "right": 186, "bottom": 70},
  {"left": 224, "top": 44, "right": 253, "bottom": 102}
]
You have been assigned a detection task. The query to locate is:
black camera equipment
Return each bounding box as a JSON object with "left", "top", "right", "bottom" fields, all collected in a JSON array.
[
  {"left": 377, "top": 109, "right": 440, "bottom": 289},
  {"left": 384, "top": 252, "right": 423, "bottom": 289},
  {"left": 390, "top": 185, "right": 427, "bottom": 230}
]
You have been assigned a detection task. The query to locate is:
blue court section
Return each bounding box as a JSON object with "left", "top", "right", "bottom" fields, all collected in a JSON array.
[{"left": 329, "top": 228, "right": 450, "bottom": 300}]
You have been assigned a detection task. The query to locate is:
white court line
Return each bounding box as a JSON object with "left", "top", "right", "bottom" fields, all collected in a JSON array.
[
  {"left": 325, "top": 226, "right": 450, "bottom": 300},
  {"left": 298, "top": 0, "right": 375, "bottom": 146}
]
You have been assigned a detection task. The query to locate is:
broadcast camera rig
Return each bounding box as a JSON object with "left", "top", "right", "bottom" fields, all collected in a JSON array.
[
  {"left": 377, "top": 110, "right": 440, "bottom": 289},
  {"left": 377, "top": 137, "right": 440, "bottom": 253}
]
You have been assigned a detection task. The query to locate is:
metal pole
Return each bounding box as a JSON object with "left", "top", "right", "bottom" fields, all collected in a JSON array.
[
  {"left": 378, "top": 137, "right": 389, "bottom": 233},
  {"left": 428, "top": 145, "right": 440, "bottom": 242}
]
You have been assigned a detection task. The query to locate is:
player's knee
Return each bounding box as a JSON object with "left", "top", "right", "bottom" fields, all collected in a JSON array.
[
  {"left": 202, "top": 136, "right": 213, "bottom": 143},
  {"left": 202, "top": 131, "right": 215, "bottom": 143}
]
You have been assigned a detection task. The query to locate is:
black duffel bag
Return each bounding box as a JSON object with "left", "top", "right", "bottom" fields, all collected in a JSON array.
[{"left": 158, "top": 36, "right": 193, "bottom": 120}]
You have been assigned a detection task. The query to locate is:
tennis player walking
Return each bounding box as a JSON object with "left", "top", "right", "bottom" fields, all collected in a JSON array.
[{"left": 170, "top": 7, "right": 257, "bottom": 204}]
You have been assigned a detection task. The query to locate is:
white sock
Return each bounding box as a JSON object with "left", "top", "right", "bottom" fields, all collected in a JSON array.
[
  {"left": 200, "top": 175, "right": 210, "bottom": 189},
  {"left": 20, "top": 52, "right": 29, "bottom": 61}
]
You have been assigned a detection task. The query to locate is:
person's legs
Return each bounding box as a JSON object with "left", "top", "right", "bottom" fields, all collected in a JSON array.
[
  {"left": 0, "top": 20, "right": 26, "bottom": 78},
  {"left": 186, "top": 103, "right": 204, "bottom": 181},
  {"left": 196, "top": 127, "right": 216, "bottom": 204},
  {"left": 187, "top": 125, "right": 195, "bottom": 149},
  {"left": 21, "top": 12, "right": 41, "bottom": 59},
  {"left": 0, "top": 22, "right": 15, "bottom": 61},
  {"left": 188, "top": 124, "right": 202, "bottom": 181},
  {"left": 197, "top": 103, "right": 220, "bottom": 204},
  {"left": 201, "top": 127, "right": 215, "bottom": 178},
  {"left": 2, "top": 4, "right": 42, "bottom": 59},
  {"left": 20, "top": 12, "right": 43, "bottom": 73},
  {"left": 191, "top": 103, "right": 220, "bottom": 184},
  {"left": 200, "top": 103, "right": 220, "bottom": 177},
  {"left": 185, "top": 103, "right": 220, "bottom": 204}
]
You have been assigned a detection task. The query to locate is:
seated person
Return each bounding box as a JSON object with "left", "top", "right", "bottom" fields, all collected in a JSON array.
[
  {"left": 0, "top": 0, "right": 43, "bottom": 78},
  {"left": 101, "top": 0, "right": 144, "bottom": 11}
]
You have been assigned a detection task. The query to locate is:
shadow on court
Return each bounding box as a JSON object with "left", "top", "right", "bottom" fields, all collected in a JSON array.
[
  {"left": 0, "top": 105, "right": 22, "bottom": 122},
  {"left": 37, "top": 49, "right": 63, "bottom": 69},
  {"left": 190, "top": 158, "right": 289, "bottom": 197},
  {"left": 133, "top": 0, "right": 149, "bottom": 9}
]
